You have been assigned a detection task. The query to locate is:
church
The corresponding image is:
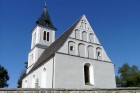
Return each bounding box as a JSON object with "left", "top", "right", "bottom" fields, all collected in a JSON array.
[{"left": 22, "top": 4, "right": 116, "bottom": 89}]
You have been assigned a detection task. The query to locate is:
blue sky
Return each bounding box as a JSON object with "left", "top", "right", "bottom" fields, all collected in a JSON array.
[{"left": 0, "top": 0, "right": 140, "bottom": 88}]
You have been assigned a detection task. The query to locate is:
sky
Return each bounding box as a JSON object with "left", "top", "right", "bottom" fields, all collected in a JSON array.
[{"left": 0, "top": 0, "right": 140, "bottom": 88}]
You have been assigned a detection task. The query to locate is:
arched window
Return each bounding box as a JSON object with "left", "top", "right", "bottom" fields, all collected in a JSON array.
[
  {"left": 75, "top": 29, "right": 80, "bottom": 39},
  {"left": 33, "top": 33, "right": 36, "bottom": 46},
  {"left": 78, "top": 43, "right": 86, "bottom": 57},
  {"left": 68, "top": 41, "right": 76, "bottom": 55},
  {"left": 32, "top": 75, "right": 35, "bottom": 88},
  {"left": 84, "top": 65, "right": 90, "bottom": 84},
  {"left": 24, "top": 80, "right": 27, "bottom": 88},
  {"left": 84, "top": 63, "right": 94, "bottom": 85},
  {"left": 81, "top": 20, "right": 84, "bottom": 28},
  {"left": 88, "top": 45, "right": 94, "bottom": 59},
  {"left": 41, "top": 68, "right": 47, "bottom": 88},
  {"left": 82, "top": 31, "right": 87, "bottom": 41},
  {"left": 47, "top": 32, "right": 49, "bottom": 41},
  {"left": 35, "top": 78, "right": 39, "bottom": 88},
  {"left": 89, "top": 33, "right": 94, "bottom": 43},
  {"left": 43, "top": 31, "right": 46, "bottom": 40},
  {"left": 96, "top": 47, "right": 102, "bottom": 60}
]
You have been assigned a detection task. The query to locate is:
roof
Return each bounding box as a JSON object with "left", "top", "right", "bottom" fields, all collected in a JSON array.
[
  {"left": 36, "top": 5, "right": 56, "bottom": 30},
  {"left": 27, "top": 16, "right": 82, "bottom": 75}
]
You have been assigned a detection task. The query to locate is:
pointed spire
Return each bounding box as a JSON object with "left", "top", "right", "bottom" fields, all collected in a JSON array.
[{"left": 36, "top": 2, "right": 56, "bottom": 30}]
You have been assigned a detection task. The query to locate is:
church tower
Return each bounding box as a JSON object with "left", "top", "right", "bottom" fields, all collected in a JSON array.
[{"left": 27, "top": 4, "right": 56, "bottom": 73}]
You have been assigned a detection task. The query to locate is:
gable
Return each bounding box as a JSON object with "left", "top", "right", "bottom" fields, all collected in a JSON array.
[
  {"left": 69, "top": 15, "right": 100, "bottom": 44},
  {"left": 58, "top": 15, "right": 111, "bottom": 62}
]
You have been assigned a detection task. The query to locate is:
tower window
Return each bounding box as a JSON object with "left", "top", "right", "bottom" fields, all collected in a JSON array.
[
  {"left": 33, "top": 33, "right": 36, "bottom": 46},
  {"left": 47, "top": 32, "right": 49, "bottom": 41},
  {"left": 43, "top": 31, "right": 46, "bottom": 40}
]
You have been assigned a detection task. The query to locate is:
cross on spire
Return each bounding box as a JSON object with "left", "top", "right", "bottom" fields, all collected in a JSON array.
[{"left": 44, "top": 0, "right": 46, "bottom": 8}]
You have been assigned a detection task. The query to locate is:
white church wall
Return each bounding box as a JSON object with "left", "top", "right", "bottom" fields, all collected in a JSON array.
[
  {"left": 22, "top": 57, "right": 54, "bottom": 88},
  {"left": 27, "top": 47, "right": 45, "bottom": 73},
  {"left": 54, "top": 53, "right": 116, "bottom": 89},
  {"left": 58, "top": 38, "right": 111, "bottom": 62},
  {"left": 94, "top": 61, "right": 116, "bottom": 88},
  {"left": 27, "top": 48, "right": 35, "bottom": 73}
]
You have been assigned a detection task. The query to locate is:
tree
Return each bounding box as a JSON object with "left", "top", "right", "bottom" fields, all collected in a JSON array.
[
  {"left": 116, "top": 63, "right": 140, "bottom": 87},
  {"left": 0, "top": 65, "right": 9, "bottom": 88},
  {"left": 17, "top": 62, "right": 27, "bottom": 88}
]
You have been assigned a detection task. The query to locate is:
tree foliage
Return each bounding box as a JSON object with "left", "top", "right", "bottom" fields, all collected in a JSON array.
[
  {"left": 116, "top": 63, "right": 140, "bottom": 87},
  {"left": 17, "top": 62, "right": 27, "bottom": 88},
  {"left": 0, "top": 65, "right": 9, "bottom": 88}
]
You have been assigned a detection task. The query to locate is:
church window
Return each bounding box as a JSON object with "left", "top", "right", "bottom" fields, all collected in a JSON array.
[
  {"left": 96, "top": 47, "right": 102, "bottom": 60},
  {"left": 82, "top": 31, "right": 87, "bottom": 41},
  {"left": 33, "top": 33, "right": 36, "bottom": 46},
  {"left": 81, "top": 20, "right": 87, "bottom": 29},
  {"left": 98, "top": 52, "right": 101, "bottom": 57},
  {"left": 89, "top": 33, "right": 94, "bottom": 43},
  {"left": 84, "top": 65, "right": 90, "bottom": 84},
  {"left": 43, "top": 68, "right": 46, "bottom": 71},
  {"left": 24, "top": 80, "right": 27, "bottom": 88},
  {"left": 31, "top": 54, "right": 33, "bottom": 60},
  {"left": 68, "top": 41, "right": 76, "bottom": 55},
  {"left": 43, "top": 31, "right": 46, "bottom": 40},
  {"left": 41, "top": 68, "right": 47, "bottom": 88},
  {"left": 70, "top": 46, "right": 74, "bottom": 51},
  {"left": 88, "top": 45, "right": 94, "bottom": 59},
  {"left": 84, "top": 63, "right": 94, "bottom": 85},
  {"left": 81, "top": 20, "right": 84, "bottom": 28},
  {"left": 78, "top": 43, "right": 86, "bottom": 57},
  {"left": 35, "top": 78, "right": 39, "bottom": 88},
  {"left": 85, "top": 23, "right": 87, "bottom": 29},
  {"left": 32, "top": 75, "right": 35, "bottom": 88},
  {"left": 47, "top": 32, "right": 49, "bottom": 41}
]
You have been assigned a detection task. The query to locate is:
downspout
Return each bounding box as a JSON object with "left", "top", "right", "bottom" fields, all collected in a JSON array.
[{"left": 52, "top": 56, "right": 55, "bottom": 88}]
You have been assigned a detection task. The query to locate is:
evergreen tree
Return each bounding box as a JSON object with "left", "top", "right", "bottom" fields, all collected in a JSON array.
[
  {"left": 0, "top": 65, "right": 9, "bottom": 88},
  {"left": 116, "top": 63, "right": 140, "bottom": 87}
]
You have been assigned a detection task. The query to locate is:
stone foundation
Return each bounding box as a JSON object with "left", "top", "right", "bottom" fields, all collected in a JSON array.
[{"left": 0, "top": 88, "right": 140, "bottom": 93}]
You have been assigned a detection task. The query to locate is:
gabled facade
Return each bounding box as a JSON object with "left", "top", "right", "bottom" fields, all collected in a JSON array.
[{"left": 22, "top": 5, "right": 116, "bottom": 89}]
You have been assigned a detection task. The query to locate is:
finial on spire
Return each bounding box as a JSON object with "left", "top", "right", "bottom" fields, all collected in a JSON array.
[{"left": 44, "top": 0, "right": 46, "bottom": 8}]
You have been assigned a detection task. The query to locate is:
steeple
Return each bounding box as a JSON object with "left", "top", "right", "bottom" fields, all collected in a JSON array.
[{"left": 36, "top": 3, "right": 56, "bottom": 30}]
